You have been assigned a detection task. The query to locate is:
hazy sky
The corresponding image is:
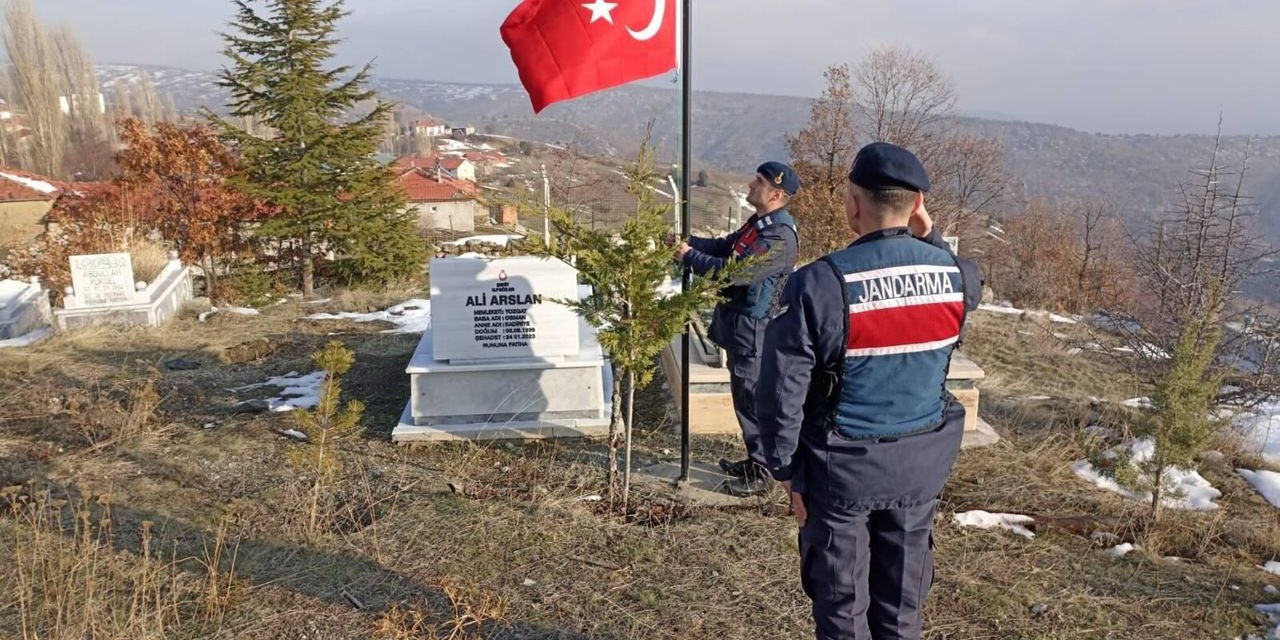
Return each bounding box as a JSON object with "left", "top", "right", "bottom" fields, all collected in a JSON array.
[{"left": 31, "top": 0, "right": 1280, "bottom": 135}]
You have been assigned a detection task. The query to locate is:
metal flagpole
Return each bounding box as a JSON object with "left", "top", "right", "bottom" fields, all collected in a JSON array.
[{"left": 678, "top": 0, "right": 693, "bottom": 482}]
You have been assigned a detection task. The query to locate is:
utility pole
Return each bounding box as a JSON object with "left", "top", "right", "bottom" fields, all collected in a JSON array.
[{"left": 541, "top": 164, "right": 551, "bottom": 248}]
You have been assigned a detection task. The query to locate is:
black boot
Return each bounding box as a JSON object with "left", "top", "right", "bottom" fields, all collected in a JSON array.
[
  {"left": 724, "top": 463, "right": 774, "bottom": 497},
  {"left": 718, "top": 457, "right": 751, "bottom": 478}
]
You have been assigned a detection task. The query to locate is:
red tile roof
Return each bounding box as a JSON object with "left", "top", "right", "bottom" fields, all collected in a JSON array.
[
  {"left": 0, "top": 167, "right": 67, "bottom": 202},
  {"left": 394, "top": 154, "right": 470, "bottom": 172},
  {"left": 395, "top": 168, "right": 475, "bottom": 203}
]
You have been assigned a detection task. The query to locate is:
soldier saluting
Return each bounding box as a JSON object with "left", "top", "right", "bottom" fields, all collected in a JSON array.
[
  {"left": 757, "top": 143, "right": 983, "bottom": 640},
  {"left": 672, "top": 161, "right": 800, "bottom": 496}
]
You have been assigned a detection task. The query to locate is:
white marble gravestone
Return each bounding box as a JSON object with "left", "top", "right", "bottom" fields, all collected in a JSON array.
[
  {"left": 429, "top": 257, "right": 580, "bottom": 362},
  {"left": 69, "top": 253, "right": 135, "bottom": 307},
  {"left": 0, "top": 277, "right": 53, "bottom": 342},
  {"left": 56, "top": 252, "right": 193, "bottom": 330},
  {"left": 394, "top": 256, "right": 611, "bottom": 442}
]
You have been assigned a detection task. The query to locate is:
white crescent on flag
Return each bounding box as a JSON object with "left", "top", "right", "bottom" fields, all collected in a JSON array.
[{"left": 626, "top": 0, "right": 666, "bottom": 41}]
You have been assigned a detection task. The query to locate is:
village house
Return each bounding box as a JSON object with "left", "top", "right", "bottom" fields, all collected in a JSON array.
[
  {"left": 395, "top": 153, "right": 477, "bottom": 183},
  {"left": 394, "top": 167, "right": 481, "bottom": 233},
  {"left": 402, "top": 117, "right": 448, "bottom": 139},
  {"left": 0, "top": 168, "right": 67, "bottom": 252}
]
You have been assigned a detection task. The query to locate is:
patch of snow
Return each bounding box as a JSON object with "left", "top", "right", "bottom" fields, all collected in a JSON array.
[
  {"left": 304, "top": 298, "right": 333, "bottom": 305},
  {"left": 1262, "top": 561, "right": 1280, "bottom": 576},
  {"left": 1251, "top": 603, "right": 1280, "bottom": 640},
  {"left": 232, "top": 371, "right": 327, "bottom": 412},
  {"left": 0, "top": 327, "right": 51, "bottom": 348},
  {"left": 0, "top": 171, "right": 57, "bottom": 194},
  {"left": 1050, "top": 314, "right": 1078, "bottom": 325},
  {"left": 280, "top": 429, "right": 309, "bottom": 442},
  {"left": 1239, "top": 469, "right": 1280, "bottom": 509},
  {"left": 1071, "top": 437, "right": 1222, "bottom": 511},
  {"left": 1109, "top": 543, "right": 1140, "bottom": 558},
  {"left": 978, "top": 304, "right": 1024, "bottom": 316},
  {"left": 436, "top": 139, "right": 472, "bottom": 152},
  {"left": 1122, "top": 397, "right": 1154, "bottom": 409},
  {"left": 1235, "top": 401, "right": 1280, "bottom": 465},
  {"left": 307, "top": 299, "right": 432, "bottom": 335},
  {"left": 457, "top": 252, "right": 488, "bottom": 259},
  {"left": 199, "top": 306, "right": 259, "bottom": 321},
  {"left": 1112, "top": 343, "right": 1169, "bottom": 359},
  {"left": 444, "top": 234, "right": 524, "bottom": 247},
  {"left": 953, "top": 510, "right": 1036, "bottom": 539},
  {"left": 1090, "top": 312, "right": 1143, "bottom": 335}
]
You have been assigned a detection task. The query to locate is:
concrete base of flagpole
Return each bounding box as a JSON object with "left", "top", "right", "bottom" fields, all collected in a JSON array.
[{"left": 633, "top": 462, "right": 756, "bottom": 508}]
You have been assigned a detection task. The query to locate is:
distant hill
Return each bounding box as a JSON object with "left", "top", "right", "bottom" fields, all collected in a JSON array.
[{"left": 100, "top": 64, "right": 1280, "bottom": 244}]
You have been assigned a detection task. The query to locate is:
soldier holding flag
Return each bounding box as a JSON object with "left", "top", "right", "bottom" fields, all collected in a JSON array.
[{"left": 672, "top": 162, "right": 800, "bottom": 496}]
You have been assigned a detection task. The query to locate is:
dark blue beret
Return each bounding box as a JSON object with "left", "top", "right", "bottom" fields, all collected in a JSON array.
[
  {"left": 848, "top": 142, "right": 930, "bottom": 193},
  {"left": 757, "top": 161, "right": 802, "bottom": 196}
]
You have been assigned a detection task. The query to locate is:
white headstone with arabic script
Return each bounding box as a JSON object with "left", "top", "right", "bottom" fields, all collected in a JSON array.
[{"left": 69, "top": 253, "right": 136, "bottom": 307}]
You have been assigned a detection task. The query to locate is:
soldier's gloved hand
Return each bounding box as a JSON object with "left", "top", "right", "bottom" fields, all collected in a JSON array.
[
  {"left": 782, "top": 480, "right": 807, "bottom": 528},
  {"left": 909, "top": 202, "right": 933, "bottom": 239}
]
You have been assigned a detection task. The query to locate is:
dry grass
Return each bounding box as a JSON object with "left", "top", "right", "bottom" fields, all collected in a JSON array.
[
  {"left": 0, "top": 299, "right": 1276, "bottom": 639},
  {"left": 126, "top": 237, "right": 172, "bottom": 285}
]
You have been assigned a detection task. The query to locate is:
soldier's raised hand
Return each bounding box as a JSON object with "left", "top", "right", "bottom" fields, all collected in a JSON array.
[{"left": 908, "top": 202, "right": 933, "bottom": 239}]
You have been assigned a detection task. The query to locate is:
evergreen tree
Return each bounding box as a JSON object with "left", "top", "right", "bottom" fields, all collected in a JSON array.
[
  {"left": 208, "top": 0, "right": 424, "bottom": 297},
  {"left": 532, "top": 139, "right": 735, "bottom": 510}
]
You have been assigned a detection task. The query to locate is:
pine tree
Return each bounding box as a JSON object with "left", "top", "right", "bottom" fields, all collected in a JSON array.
[
  {"left": 208, "top": 0, "right": 424, "bottom": 297},
  {"left": 532, "top": 138, "right": 735, "bottom": 510}
]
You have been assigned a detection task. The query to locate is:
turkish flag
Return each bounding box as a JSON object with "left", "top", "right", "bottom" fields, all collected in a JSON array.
[{"left": 501, "top": 0, "right": 677, "bottom": 113}]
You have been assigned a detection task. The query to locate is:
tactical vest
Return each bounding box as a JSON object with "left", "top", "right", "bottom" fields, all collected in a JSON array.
[
  {"left": 821, "top": 229, "right": 967, "bottom": 439},
  {"left": 723, "top": 209, "right": 798, "bottom": 319}
]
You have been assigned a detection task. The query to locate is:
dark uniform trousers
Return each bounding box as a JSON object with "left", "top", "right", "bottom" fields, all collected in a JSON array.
[
  {"left": 726, "top": 349, "right": 765, "bottom": 465},
  {"left": 796, "top": 400, "right": 966, "bottom": 640}
]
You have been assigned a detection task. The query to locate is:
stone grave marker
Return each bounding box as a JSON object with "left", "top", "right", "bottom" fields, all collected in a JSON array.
[
  {"left": 395, "top": 256, "right": 611, "bottom": 442},
  {"left": 69, "top": 253, "right": 136, "bottom": 307},
  {"left": 430, "top": 257, "right": 580, "bottom": 362}
]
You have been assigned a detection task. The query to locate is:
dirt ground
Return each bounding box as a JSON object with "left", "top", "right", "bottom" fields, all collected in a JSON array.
[{"left": 0, "top": 300, "right": 1277, "bottom": 639}]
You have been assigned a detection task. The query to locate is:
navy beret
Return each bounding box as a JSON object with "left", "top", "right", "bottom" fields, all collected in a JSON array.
[
  {"left": 757, "top": 161, "right": 802, "bottom": 196},
  {"left": 848, "top": 142, "right": 930, "bottom": 193}
]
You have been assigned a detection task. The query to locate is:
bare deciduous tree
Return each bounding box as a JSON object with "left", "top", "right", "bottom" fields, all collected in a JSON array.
[
  {"left": 112, "top": 81, "right": 134, "bottom": 119},
  {"left": 856, "top": 47, "right": 956, "bottom": 145},
  {"left": 4, "top": 0, "right": 65, "bottom": 176},
  {"left": 134, "top": 72, "right": 162, "bottom": 124},
  {"left": 786, "top": 64, "right": 858, "bottom": 260},
  {"left": 50, "top": 26, "right": 113, "bottom": 179},
  {"left": 787, "top": 48, "right": 1006, "bottom": 259},
  {"left": 854, "top": 47, "right": 1006, "bottom": 239}
]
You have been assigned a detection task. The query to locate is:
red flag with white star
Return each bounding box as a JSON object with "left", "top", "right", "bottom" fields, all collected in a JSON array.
[{"left": 501, "top": 0, "right": 677, "bottom": 113}]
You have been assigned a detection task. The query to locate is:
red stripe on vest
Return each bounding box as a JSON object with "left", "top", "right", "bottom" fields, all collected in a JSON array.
[
  {"left": 847, "top": 301, "right": 965, "bottom": 350},
  {"left": 734, "top": 228, "right": 760, "bottom": 256}
]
